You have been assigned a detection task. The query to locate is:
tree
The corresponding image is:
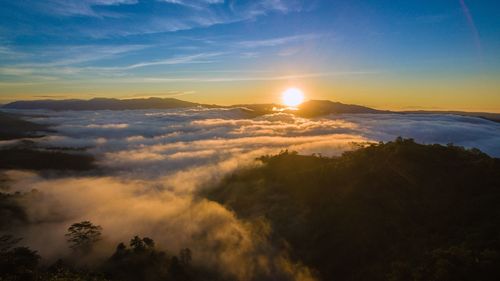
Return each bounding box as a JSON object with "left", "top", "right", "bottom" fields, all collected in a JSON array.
[
  {"left": 169, "top": 256, "right": 182, "bottom": 277},
  {"left": 130, "top": 236, "right": 145, "bottom": 252},
  {"left": 65, "top": 221, "right": 102, "bottom": 253},
  {"left": 142, "top": 237, "right": 155, "bottom": 249},
  {"left": 179, "top": 248, "right": 192, "bottom": 266},
  {"left": 0, "top": 236, "right": 40, "bottom": 281},
  {"left": 111, "top": 243, "right": 128, "bottom": 260},
  {"left": 130, "top": 236, "right": 155, "bottom": 252},
  {"left": 0, "top": 234, "right": 22, "bottom": 253}
]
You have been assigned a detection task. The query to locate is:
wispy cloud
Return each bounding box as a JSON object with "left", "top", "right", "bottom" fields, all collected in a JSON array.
[
  {"left": 8, "top": 0, "right": 305, "bottom": 38},
  {"left": 1, "top": 44, "right": 147, "bottom": 68},
  {"left": 126, "top": 71, "right": 379, "bottom": 83},
  {"left": 0, "top": 44, "right": 150, "bottom": 79},
  {"left": 237, "top": 34, "right": 321, "bottom": 48},
  {"left": 158, "top": 0, "right": 224, "bottom": 10},
  {"left": 35, "top": 0, "right": 138, "bottom": 17},
  {"left": 0, "top": 46, "right": 24, "bottom": 57},
  {"left": 91, "top": 52, "right": 224, "bottom": 70},
  {"left": 122, "top": 90, "right": 197, "bottom": 99},
  {"left": 234, "top": 0, "right": 303, "bottom": 18},
  {"left": 459, "top": 0, "right": 482, "bottom": 58},
  {"left": 31, "top": 95, "right": 69, "bottom": 98},
  {"left": 0, "top": 67, "right": 34, "bottom": 76}
]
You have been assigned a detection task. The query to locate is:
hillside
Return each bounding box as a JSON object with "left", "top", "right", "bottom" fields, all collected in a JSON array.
[
  {"left": 296, "top": 100, "right": 384, "bottom": 117},
  {"left": 2, "top": 98, "right": 384, "bottom": 116},
  {"left": 207, "top": 139, "right": 500, "bottom": 281},
  {"left": 2, "top": 97, "right": 202, "bottom": 111},
  {"left": 4, "top": 99, "right": 498, "bottom": 124},
  {"left": 0, "top": 143, "right": 96, "bottom": 172},
  {"left": 234, "top": 100, "right": 384, "bottom": 117},
  {"left": 0, "top": 112, "right": 51, "bottom": 140},
  {"left": 402, "top": 110, "right": 500, "bottom": 123}
]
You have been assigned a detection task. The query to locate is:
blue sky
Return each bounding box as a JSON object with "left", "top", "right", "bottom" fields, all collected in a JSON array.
[{"left": 0, "top": 0, "right": 499, "bottom": 111}]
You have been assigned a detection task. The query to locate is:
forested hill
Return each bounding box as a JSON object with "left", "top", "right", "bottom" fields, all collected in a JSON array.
[
  {"left": 207, "top": 138, "right": 500, "bottom": 281},
  {"left": 2, "top": 98, "right": 202, "bottom": 111},
  {"left": 0, "top": 112, "right": 51, "bottom": 140}
]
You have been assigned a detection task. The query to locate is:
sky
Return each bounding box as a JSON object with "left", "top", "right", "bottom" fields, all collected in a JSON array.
[{"left": 0, "top": 0, "right": 499, "bottom": 112}]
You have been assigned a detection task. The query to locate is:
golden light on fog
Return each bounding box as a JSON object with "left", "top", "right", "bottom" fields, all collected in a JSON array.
[{"left": 282, "top": 88, "right": 305, "bottom": 107}]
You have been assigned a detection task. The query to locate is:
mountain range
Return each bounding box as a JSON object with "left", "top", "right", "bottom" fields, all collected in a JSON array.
[
  {"left": 2, "top": 97, "right": 499, "bottom": 122},
  {"left": 2, "top": 97, "right": 205, "bottom": 111}
]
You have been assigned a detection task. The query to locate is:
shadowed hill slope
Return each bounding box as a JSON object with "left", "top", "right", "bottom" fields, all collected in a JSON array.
[
  {"left": 0, "top": 145, "right": 96, "bottom": 172},
  {"left": 0, "top": 112, "right": 51, "bottom": 140},
  {"left": 0, "top": 112, "right": 96, "bottom": 172},
  {"left": 207, "top": 139, "right": 500, "bottom": 281}
]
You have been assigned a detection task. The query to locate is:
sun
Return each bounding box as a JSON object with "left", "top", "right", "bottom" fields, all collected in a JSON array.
[{"left": 282, "top": 88, "right": 305, "bottom": 107}]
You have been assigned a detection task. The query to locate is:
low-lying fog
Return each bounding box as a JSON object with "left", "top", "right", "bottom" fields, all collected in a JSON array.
[{"left": 2, "top": 108, "right": 500, "bottom": 281}]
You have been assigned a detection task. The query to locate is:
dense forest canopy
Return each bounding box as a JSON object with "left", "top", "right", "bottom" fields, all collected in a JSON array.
[
  {"left": 1, "top": 138, "right": 500, "bottom": 280},
  {"left": 207, "top": 138, "right": 500, "bottom": 281}
]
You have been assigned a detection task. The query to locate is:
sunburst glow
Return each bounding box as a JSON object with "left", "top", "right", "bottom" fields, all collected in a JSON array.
[{"left": 282, "top": 88, "right": 305, "bottom": 107}]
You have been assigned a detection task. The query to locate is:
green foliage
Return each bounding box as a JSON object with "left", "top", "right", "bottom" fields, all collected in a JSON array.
[{"left": 208, "top": 138, "right": 500, "bottom": 281}]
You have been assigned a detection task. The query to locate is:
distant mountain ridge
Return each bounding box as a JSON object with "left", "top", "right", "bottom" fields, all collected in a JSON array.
[
  {"left": 2, "top": 97, "right": 203, "bottom": 111},
  {"left": 3, "top": 98, "right": 384, "bottom": 115},
  {"left": 232, "top": 100, "right": 385, "bottom": 117},
  {"left": 3, "top": 98, "right": 499, "bottom": 122},
  {"left": 296, "top": 99, "right": 385, "bottom": 117},
  {"left": 403, "top": 110, "right": 500, "bottom": 123}
]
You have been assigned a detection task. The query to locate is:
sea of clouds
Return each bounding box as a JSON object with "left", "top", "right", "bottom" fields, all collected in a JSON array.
[{"left": 2, "top": 108, "right": 500, "bottom": 281}]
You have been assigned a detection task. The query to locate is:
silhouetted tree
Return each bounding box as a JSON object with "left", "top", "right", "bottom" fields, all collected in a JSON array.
[
  {"left": 130, "top": 236, "right": 145, "bottom": 252},
  {"left": 129, "top": 236, "right": 156, "bottom": 252},
  {"left": 116, "top": 242, "right": 127, "bottom": 252},
  {"left": 65, "top": 221, "right": 102, "bottom": 253},
  {"left": 143, "top": 237, "right": 155, "bottom": 249},
  {"left": 179, "top": 248, "right": 192, "bottom": 266},
  {"left": 169, "top": 256, "right": 182, "bottom": 278},
  {"left": 110, "top": 243, "right": 128, "bottom": 260},
  {"left": 0, "top": 234, "right": 22, "bottom": 252},
  {"left": 0, "top": 235, "right": 40, "bottom": 281}
]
